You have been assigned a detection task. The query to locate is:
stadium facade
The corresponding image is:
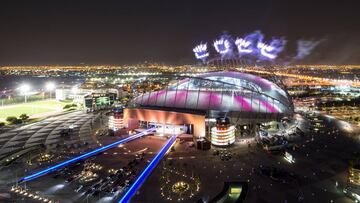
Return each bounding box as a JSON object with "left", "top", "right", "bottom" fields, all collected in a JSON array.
[{"left": 123, "top": 71, "right": 293, "bottom": 146}]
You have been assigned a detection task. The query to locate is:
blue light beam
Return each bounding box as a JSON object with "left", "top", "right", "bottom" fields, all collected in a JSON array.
[
  {"left": 118, "top": 134, "right": 177, "bottom": 203},
  {"left": 19, "top": 128, "right": 155, "bottom": 183}
]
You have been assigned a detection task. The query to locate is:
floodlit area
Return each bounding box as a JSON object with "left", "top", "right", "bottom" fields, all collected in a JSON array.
[{"left": 0, "top": 100, "right": 72, "bottom": 122}]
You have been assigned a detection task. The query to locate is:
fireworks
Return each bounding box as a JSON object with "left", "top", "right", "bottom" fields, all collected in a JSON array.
[
  {"left": 295, "top": 39, "right": 322, "bottom": 60},
  {"left": 213, "top": 38, "right": 231, "bottom": 55},
  {"left": 193, "top": 43, "right": 209, "bottom": 61},
  {"left": 193, "top": 30, "right": 287, "bottom": 62},
  {"left": 257, "top": 38, "right": 286, "bottom": 60},
  {"left": 235, "top": 38, "right": 253, "bottom": 54}
]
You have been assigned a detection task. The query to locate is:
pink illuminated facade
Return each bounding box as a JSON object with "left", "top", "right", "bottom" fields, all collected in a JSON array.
[
  {"left": 124, "top": 71, "right": 292, "bottom": 142},
  {"left": 123, "top": 108, "right": 206, "bottom": 138},
  {"left": 130, "top": 71, "right": 293, "bottom": 124}
]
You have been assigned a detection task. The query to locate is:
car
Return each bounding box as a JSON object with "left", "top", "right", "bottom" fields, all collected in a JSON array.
[
  {"left": 97, "top": 178, "right": 105, "bottom": 184},
  {"left": 91, "top": 183, "right": 101, "bottom": 190},
  {"left": 99, "top": 181, "right": 109, "bottom": 190},
  {"left": 75, "top": 185, "right": 83, "bottom": 192}
]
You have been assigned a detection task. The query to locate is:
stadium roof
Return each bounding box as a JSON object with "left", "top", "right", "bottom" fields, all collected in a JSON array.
[{"left": 132, "top": 71, "right": 293, "bottom": 117}]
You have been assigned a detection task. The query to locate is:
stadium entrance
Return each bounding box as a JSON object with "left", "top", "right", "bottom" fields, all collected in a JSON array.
[
  {"left": 139, "top": 121, "right": 193, "bottom": 136},
  {"left": 123, "top": 108, "right": 205, "bottom": 138}
]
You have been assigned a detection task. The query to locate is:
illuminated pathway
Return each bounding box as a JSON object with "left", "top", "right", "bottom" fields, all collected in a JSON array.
[
  {"left": 19, "top": 128, "right": 155, "bottom": 183},
  {"left": 119, "top": 134, "right": 177, "bottom": 203}
]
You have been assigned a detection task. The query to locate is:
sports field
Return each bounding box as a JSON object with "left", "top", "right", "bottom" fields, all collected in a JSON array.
[{"left": 0, "top": 100, "right": 71, "bottom": 122}]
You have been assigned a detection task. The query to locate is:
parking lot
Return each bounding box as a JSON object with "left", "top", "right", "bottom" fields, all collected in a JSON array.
[{"left": 1, "top": 134, "right": 166, "bottom": 202}]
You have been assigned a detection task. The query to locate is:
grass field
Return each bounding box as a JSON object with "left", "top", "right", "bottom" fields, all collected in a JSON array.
[{"left": 0, "top": 100, "right": 72, "bottom": 122}]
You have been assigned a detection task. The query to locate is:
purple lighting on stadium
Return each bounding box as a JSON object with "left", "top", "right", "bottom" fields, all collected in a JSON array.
[
  {"left": 259, "top": 99, "right": 279, "bottom": 113},
  {"left": 213, "top": 38, "right": 230, "bottom": 55},
  {"left": 193, "top": 43, "right": 209, "bottom": 61},
  {"left": 134, "top": 71, "right": 291, "bottom": 115},
  {"left": 234, "top": 95, "right": 252, "bottom": 111}
]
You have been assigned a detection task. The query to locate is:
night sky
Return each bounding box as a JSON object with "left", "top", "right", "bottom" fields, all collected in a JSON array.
[{"left": 0, "top": 0, "right": 360, "bottom": 65}]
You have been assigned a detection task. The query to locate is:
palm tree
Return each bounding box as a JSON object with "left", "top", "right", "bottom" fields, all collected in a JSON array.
[{"left": 19, "top": 114, "right": 29, "bottom": 122}]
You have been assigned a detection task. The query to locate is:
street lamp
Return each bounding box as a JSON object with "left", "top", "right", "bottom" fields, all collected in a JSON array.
[
  {"left": 19, "top": 84, "right": 31, "bottom": 103},
  {"left": 45, "top": 82, "right": 56, "bottom": 99}
]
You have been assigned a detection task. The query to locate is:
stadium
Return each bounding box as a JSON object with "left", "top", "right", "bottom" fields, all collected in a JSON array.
[{"left": 123, "top": 71, "right": 293, "bottom": 146}]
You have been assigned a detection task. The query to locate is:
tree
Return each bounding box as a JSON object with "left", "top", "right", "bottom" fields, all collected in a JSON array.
[
  {"left": 0, "top": 122, "right": 5, "bottom": 127},
  {"left": 63, "top": 103, "right": 77, "bottom": 109},
  {"left": 19, "top": 114, "right": 29, "bottom": 121},
  {"left": 6, "top": 116, "right": 17, "bottom": 123},
  {"left": 6, "top": 116, "right": 22, "bottom": 125},
  {"left": 12, "top": 119, "right": 23, "bottom": 124}
]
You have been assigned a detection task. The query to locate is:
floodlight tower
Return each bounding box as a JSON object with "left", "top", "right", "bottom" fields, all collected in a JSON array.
[
  {"left": 19, "top": 84, "right": 31, "bottom": 103},
  {"left": 45, "top": 82, "right": 56, "bottom": 99}
]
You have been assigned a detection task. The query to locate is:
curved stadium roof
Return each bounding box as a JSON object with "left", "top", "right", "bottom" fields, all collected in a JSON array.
[{"left": 131, "top": 71, "right": 293, "bottom": 120}]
